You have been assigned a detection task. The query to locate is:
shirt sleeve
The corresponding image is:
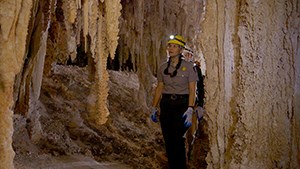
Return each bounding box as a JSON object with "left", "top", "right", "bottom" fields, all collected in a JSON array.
[{"left": 157, "top": 65, "right": 163, "bottom": 82}]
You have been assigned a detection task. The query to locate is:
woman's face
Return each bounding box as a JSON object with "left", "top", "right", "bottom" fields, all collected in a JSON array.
[{"left": 167, "top": 43, "right": 183, "bottom": 57}]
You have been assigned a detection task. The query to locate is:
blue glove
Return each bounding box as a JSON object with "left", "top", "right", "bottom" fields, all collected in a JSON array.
[
  {"left": 182, "top": 107, "right": 193, "bottom": 127},
  {"left": 195, "top": 106, "right": 204, "bottom": 121},
  {"left": 150, "top": 107, "right": 159, "bottom": 123}
]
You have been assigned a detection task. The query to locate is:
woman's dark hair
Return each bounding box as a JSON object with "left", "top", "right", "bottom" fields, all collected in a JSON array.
[{"left": 163, "top": 55, "right": 183, "bottom": 77}]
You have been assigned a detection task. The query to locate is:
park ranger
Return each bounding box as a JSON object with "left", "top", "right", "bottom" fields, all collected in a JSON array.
[{"left": 150, "top": 35, "right": 198, "bottom": 169}]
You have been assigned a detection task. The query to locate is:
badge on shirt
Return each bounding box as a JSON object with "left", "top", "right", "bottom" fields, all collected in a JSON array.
[{"left": 182, "top": 66, "right": 187, "bottom": 71}]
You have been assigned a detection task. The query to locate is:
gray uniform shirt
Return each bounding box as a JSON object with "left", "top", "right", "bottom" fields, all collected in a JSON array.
[{"left": 157, "top": 59, "right": 198, "bottom": 94}]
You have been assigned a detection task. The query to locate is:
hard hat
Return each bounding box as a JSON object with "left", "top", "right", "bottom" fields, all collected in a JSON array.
[
  {"left": 183, "top": 45, "right": 194, "bottom": 55},
  {"left": 167, "top": 35, "right": 186, "bottom": 48}
]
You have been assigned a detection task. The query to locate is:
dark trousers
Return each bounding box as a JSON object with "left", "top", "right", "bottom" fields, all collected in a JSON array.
[{"left": 160, "top": 95, "right": 189, "bottom": 169}]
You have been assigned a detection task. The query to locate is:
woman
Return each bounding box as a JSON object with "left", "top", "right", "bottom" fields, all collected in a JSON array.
[{"left": 150, "top": 35, "right": 198, "bottom": 169}]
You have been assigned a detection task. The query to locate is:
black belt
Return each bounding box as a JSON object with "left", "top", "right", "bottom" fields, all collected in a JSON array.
[{"left": 162, "top": 94, "right": 189, "bottom": 100}]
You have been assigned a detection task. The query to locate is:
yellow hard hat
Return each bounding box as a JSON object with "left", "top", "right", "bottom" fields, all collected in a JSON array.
[{"left": 167, "top": 35, "right": 186, "bottom": 48}]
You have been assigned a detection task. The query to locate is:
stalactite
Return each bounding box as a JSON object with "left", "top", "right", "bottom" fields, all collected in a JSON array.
[
  {"left": 42, "top": 0, "right": 122, "bottom": 126},
  {"left": 88, "top": 0, "right": 99, "bottom": 59},
  {"left": 31, "top": 31, "right": 49, "bottom": 100},
  {"left": 62, "top": 0, "right": 78, "bottom": 62},
  {"left": 104, "top": 0, "right": 122, "bottom": 59},
  {"left": 83, "top": 0, "right": 89, "bottom": 52},
  {"left": 76, "top": 0, "right": 81, "bottom": 9},
  {"left": 63, "top": 0, "right": 77, "bottom": 24},
  {"left": 47, "top": 0, "right": 122, "bottom": 126}
]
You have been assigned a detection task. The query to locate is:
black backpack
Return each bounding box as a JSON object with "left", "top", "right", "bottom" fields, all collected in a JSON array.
[{"left": 194, "top": 65, "right": 205, "bottom": 107}]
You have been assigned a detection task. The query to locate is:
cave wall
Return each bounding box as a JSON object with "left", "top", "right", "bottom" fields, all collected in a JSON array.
[
  {"left": 0, "top": 1, "right": 34, "bottom": 168},
  {"left": 0, "top": 0, "right": 299, "bottom": 169},
  {"left": 118, "top": 0, "right": 206, "bottom": 107},
  {"left": 200, "top": 0, "right": 300, "bottom": 168},
  {"left": 0, "top": 0, "right": 121, "bottom": 168}
]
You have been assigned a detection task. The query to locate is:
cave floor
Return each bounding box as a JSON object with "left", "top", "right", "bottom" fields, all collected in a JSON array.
[{"left": 14, "top": 154, "right": 131, "bottom": 169}]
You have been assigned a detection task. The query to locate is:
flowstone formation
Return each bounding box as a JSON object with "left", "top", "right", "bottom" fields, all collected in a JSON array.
[
  {"left": 0, "top": 0, "right": 299, "bottom": 169},
  {"left": 200, "top": 1, "right": 300, "bottom": 168}
]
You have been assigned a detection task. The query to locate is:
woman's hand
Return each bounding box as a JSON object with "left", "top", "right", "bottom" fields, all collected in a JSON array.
[
  {"left": 150, "top": 107, "right": 159, "bottom": 123},
  {"left": 182, "top": 107, "right": 193, "bottom": 127}
]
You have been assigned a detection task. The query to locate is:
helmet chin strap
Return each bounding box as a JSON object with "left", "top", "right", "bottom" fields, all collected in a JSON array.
[
  {"left": 170, "top": 54, "right": 180, "bottom": 63},
  {"left": 170, "top": 54, "right": 182, "bottom": 66},
  {"left": 170, "top": 53, "right": 181, "bottom": 59}
]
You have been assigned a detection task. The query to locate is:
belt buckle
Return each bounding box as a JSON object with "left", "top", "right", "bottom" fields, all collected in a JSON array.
[{"left": 170, "top": 94, "right": 177, "bottom": 100}]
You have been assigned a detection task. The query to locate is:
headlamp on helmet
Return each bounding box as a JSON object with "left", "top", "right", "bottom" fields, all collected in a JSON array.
[{"left": 167, "top": 34, "right": 186, "bottom": 48}]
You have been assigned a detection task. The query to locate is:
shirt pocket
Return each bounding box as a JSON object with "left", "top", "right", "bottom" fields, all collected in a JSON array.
[
  {"left": 162, "top": 74, "right": 172, "bottom": 85},
  {"left": 174, "top": 71, "right": 189, "bottom": 85}
]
